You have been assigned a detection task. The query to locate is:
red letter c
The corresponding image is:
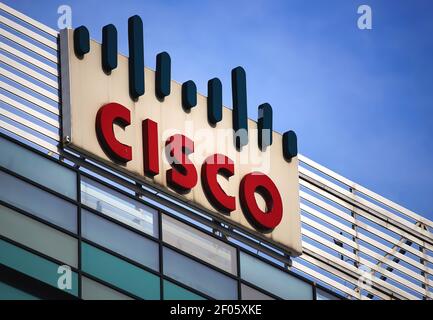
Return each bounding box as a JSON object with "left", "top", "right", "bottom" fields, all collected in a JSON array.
[
  {"left": 95, "top": 102, "right": 132, "bottom": 163},
  {"left": 201, "top": 154, "right": 236, "bottom": 213},
  {"left": 239, "top": 172, "right": 283, "bottom": 232}
]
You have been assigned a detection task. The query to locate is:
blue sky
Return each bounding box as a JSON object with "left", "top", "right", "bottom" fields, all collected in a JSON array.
[{"left": 5, "top": 0, "right": 433, "bottom": 220}]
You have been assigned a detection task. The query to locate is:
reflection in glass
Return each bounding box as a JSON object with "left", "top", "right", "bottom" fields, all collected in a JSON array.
[
  {"left": 0, "top": 137, "right": 77, "bottom": 199},
  {"left": 80, "top": 177, "right": 158, "bottom": 237},
  {"left": 81, "top": 243, "right": 160, "bottom": 300},
  {"left": 163, "top": 280, "right": 206, "bottom": 300},
  {"left": 241, "top": 283, "right": 274, "bottom": 300},
  {"left": 240, "top": 252, "right": 313, "bottom": 300},
  {"left": 0, "top": 239, "right": 78, "bottom": 296},
  {"left": 81, "top": 277, "right": 133, "bottom": 300},
  {"left": 162, "top": 214, "right": 237, "bottom": 274},
  {"left": 81, "top": 210, "right": 159, "bottom": 271},
  {"left": 0, "top": 171, "right": 77, "bottom": 232},
  {"left": 0, "top": 204, "right": 78, "bottom": 267},
  {"left": 163, "top": 247, "right": 238, "bottom": 300},
  {"left": 316, "top": 288, "right": 340, "bottom": 300}
]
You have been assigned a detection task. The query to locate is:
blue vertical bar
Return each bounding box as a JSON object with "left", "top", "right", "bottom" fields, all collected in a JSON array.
[
  {"left": 182, "top": 80, "right": 197, "bottom": 110},
  {"left": 128, "top": 15, "right": 144, "bottom": 99},
  {"left": 231, "top": 66, "right": 248, "bottom": 149},
  {"left": 102, "top": 24, "right": 118, "bottom": 73},
  {"left": 283, "top": 130, "right": 298, "bottom": 161},
  {"left": 258, "top": 103, "right": 273, "bottom": 150},
  {"left": 73, "top": 26, "right": 89, "bottom": 58},
  {"left": 155, "top": 52, "right": 171, "bottom": 99},
  {"left": 207, "top": 78, "right": 222, "bottom": 125}
]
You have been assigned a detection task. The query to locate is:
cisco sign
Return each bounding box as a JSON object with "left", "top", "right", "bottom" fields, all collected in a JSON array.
[{"left": 60, "top": 16, "right": 302, "bottom": 256}]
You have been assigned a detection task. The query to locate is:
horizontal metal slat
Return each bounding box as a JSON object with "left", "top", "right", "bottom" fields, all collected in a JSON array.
[
  {"left": 1, "top": 67, "right": 59, "bottom": 102},
  {"left": 301, "top": 204, "right": 433, "bottom": 277},
  {"left": 302, "top": 242, "right": 418, "bottom": 300},
  {"left": 0, "top": 119, "right": 58, "bottom": 154},
  {"left": 301, "top": 179, "right": 433, "bottom": 255},
  {"left": 0, "top": 107, "right": 59, "bottom": 140},
  {"left": 0, "top": 53, "right": 58, "bottom": 88},
  {"left": 295, "top": 255, "right": 391, "bottom": 300},
  {"left": 1, "top": 81, "right": 59, "bottom": 115},
  {"left": 0, "top": 15, "right": 57, "bottom": 50},
  {"left": 301, "top": 216, "right": 433, "bottom": 284},
  {"left": 0, "top": 2, "right": 58, "bottom": 37},
  {"left": 301, "top": 181, "right": 433, "bottom": 264},
  {"left": 291, "top": 260, "right": 364, "bottom": 300},
  {"left": 299, "top": 154, "right": 433, "bottom": 230},
  {"left": 0, "top": 93, "right": 59, "bottom": 128},
  {"left": 0, "top": 28, "right": 57, "bottom": 63},
  {"left": 302, "top": 231, "right": 430, "bottom": 298},
  {"left": 300, "top": 166, "right": 433, "bottom": 243},
  {"left": 0, "top": 42, "right": 58, "bottom": 76}
]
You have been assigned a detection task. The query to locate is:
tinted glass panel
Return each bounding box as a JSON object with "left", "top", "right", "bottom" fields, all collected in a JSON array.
[
  {"left": 163, "top": 247, "right": 237, "bottom": 300},
  {"left": 162, "top": 214, "right": 237, "bottom": 274},
  {"left": 0, "top": 137, "right": 77, "bottom": 199},
  {"left": 240, "top": 252, "right": 313, "bottom": 300},
  {"left": 81, "top": 243, "right": 160, "bottom": 300},
  {"left": 241, "top": 283, "right": 274, "bottom": 300},
  {"left": 0, "top": 205, "right": 78, "bottom": 267},
  {"left": 0, "top": 281, "right": 39, "bottom": 300},
  {"left": 81, "top": 177, "right": 158, "bottom": 237},
  {"left": 163, "top": 280, "right": 206, "bottom": 300},
  {"left": 81, "top": 277, "right": 133, "bottom": 300},
  {"left": 0, "top": 171, "right": 77, "bottom": 232},
  {"left": 316, "top": 288, "right": 340, "bottom": 300},
  {"left": 81, "top": 210, "right": 159, "bottom": 271},
  {"left": 0, "top": 239, "right": 78, "bottom": 296}
]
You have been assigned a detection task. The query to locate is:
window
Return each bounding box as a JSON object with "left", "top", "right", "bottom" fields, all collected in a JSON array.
[
  {"left": 0, "top": 281, "right": 40, "bottom": 300},
  {"left": 240, "top": 252, "right": 313, "bottom": 300},
  {"left": 81, "top": 243, "right": 160, "bottom": 300},
  {"left": 80, "top": 177, "right": 158, "bottom": 237},
  {"left": 81, "top": 277, "right": 133, "bottom": 300},
  {"left": 162, "top": 214, "right": 237, "bottom": 274},
  {"left": 163, "top": 280, "right": 206, "bottom": 300},
  {"left": 316, "top": 288, "right": 341, "bottom": 300},
  {"left": 0, "top": 204, "right": 78, "bottom": 267},
  {"left": 0, "top": 136, "right": 77, "bottom": 199},
  {"left": 0, "top": 239, "right": 78, "bottom": 296},
  {"left": 241, "top": 283, "right": 275, "bottom": 300},
  {"left": 81, "top": 210, "right": 159, "bottom": 271},
  {"left": 163, "top": 247, "right": 238, "bottom": 300},
  {"left": 0, "top": 171, "right": 77, "bottom": 232}
]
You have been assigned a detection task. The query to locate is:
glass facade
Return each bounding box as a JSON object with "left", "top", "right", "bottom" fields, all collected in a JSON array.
[
  {"left": 0, "top": 282, "right": 40, "bottom": 300},
  {"left": 81, "top": 209, "right": 159, "bottom": 271},
  {"left": 0, "top": 135, "right": 341, "bottom": 300},
  {"left": 162, "top": 214, "right": 237, "bottom": 274},
  {"left": 81, "top": 176, "right": 158, "bottom": 237},
  {"left": 81, "top": 243, "right": 160, "bottom": 300},
  {"left": 163, "top": 247, "right": 238, "bottom": 300},
  {"left": 0, "top": 170, "right": 77, "bottom": 232},
  {"left": 240, "top": 252, "right": 314, "bottom": 300},
  {"left": 0, "top": 205, "right": 78, "bottom": 268}
]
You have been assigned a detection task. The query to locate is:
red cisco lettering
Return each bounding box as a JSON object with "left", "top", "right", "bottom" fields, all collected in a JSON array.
[
  {"left": 201, "top": 154, "right": 236, "bottom": 213},
  {"left": 165, "top": 134, "right": 198, "bottom": 193},
  {"left": 239, "top": 172, "right": 283, "bottom": 232},
  {"left": 142, "top": 119, "right": 159, "bottom": 176},
  {"left": 95, "top": 103, "right": 284, "bottom": 231},
  {"left": 95, "top": 102, "right": 132, "bottom": 163}
]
